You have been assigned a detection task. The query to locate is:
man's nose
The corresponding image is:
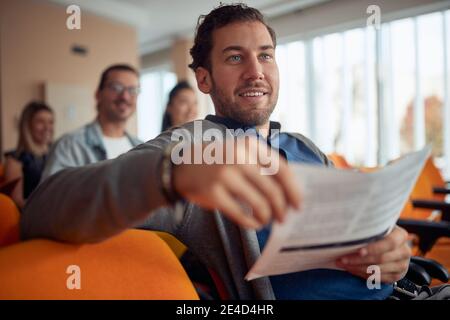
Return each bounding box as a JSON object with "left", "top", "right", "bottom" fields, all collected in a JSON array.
[
  {"left": 243, "top": 56, "right": 264, "bottom": 81},
  {"left": 119, "top": 89, "right": 132, "bottom": 100}
]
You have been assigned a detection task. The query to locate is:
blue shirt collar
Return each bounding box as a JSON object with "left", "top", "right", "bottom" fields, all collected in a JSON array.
[{"left": 205, "top": 114, "right": 281, "bottom": 139}]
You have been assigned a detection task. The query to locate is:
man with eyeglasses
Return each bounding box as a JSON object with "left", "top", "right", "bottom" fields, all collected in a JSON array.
[{"left": 41, "top": 64, "right": 142, "bottom": 180}]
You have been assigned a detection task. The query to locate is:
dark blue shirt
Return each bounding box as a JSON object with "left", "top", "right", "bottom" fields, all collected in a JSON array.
[{"left": 206, "top": 115, "right": 393, "bottom": 300}]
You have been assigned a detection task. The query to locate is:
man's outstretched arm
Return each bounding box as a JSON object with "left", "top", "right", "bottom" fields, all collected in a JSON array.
[
  {"left": 21, "top": 134, "right": 302, "bottom": 244},
  {"left": 21, "top": 142, "right": 170, "bottom": 244}
]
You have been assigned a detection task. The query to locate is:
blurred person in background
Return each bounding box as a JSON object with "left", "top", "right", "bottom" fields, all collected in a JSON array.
[
  {"left": 161, "top": 80, "right": 198, "bottom": 132},
  {"left": 41, "top": 64, "right": 142, "bottom": 180},
  {"left": 4, "top": 101, "right": 54, "bottom": 209}
]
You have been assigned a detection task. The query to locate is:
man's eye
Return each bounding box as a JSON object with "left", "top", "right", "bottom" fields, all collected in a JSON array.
[
  {"left": 260, "top": 53, "right": 273, "bottom": 61},
  {"left": 228, "top": 55, "right": 241, "bottom": 62}
]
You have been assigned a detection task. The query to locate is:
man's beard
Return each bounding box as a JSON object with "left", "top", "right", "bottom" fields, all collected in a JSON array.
[{"left": 210, "top": 79, "right": 277, "bottom": 127}]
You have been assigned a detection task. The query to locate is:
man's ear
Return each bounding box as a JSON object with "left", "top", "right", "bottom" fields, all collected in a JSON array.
[{"left": 195, "top": 67, "right": 212, "bottom": 94}]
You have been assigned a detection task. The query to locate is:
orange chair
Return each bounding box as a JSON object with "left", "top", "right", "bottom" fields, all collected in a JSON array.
[
  {"left": 398, "top": 164, "right": 450, "bottom": 248},
  {"left": 422, "top": 157, "right": 449, "bottom": 201},
  {"left": 154, "top": 231, "right": 187, "bottom": 259},
  {"left": 395, "top": 157, "right": 449, "bottom": 224},
  {"left": 402, "top": 171, "right": 437, "bottom": 221},
  {"left": 408, "top": 160, "right": 450, "bottom": 223},
  {"left": 327, "top": 153, "right": 379, "bottom": 172},
  {"left": 398, "top": 186, "right": 450, "bottom": 283},
  {"left": 0, "top": 229, "right": 199, "bottom": 299},
  {"left": 0, "top": 193, "right": 20, "bottom": 247},
  {"left": 327, "top": 153, "right": 352, "bottom": 169},
  {"left": 0, "top": 193, "right": 198, "bottom": 299}
]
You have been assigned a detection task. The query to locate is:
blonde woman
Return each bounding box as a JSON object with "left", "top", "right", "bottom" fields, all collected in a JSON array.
[{"left": 4, "top": 101, "right": 54, "bottom": 208}]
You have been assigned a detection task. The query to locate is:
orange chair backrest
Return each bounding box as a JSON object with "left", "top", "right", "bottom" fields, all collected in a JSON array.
[
  {"left": 410, "top": 167, "right": 434, "bottom": 200},
  {"left": 0, "top": 229, "right": 199, "bottom": 299},
  {"left": 154, "top": 231, "right": 187, "bottom": 259},
  {"left": 399, "top": 199, "right": 431, "bottom": 221},
  {"left": 0, "top": 193, "right": 20, "bottom": 247},
  {"left": 328, "top": 153, "right": 352, "bottom": 169},
  {"left": 406, "top": 163, "right": 440, "bottom": 220},
  {"left": 423, "top": 157, "right": 446, "bottom": 201},
  {"left": 424, "top": 157, "right": 446, "bottom": 188}
]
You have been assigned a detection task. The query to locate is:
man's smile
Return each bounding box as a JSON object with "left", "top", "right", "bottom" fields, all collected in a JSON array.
[{"left": 237, "top": 88, "right": 270, "bottom": 103}]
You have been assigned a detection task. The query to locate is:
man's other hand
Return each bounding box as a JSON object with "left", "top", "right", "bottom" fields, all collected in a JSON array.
[{"left": 336, "top": 226, "right": 411, "bottom": 283}]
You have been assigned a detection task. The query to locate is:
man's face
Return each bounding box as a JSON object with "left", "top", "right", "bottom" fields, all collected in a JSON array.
[
  {"left": 196, "top": 21, "right": 279, "bottom": 126},
  {"left": 96, "top": 70, "right": 139, "bottom": 123}
]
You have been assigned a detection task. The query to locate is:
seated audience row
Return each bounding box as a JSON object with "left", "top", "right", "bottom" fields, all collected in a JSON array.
[{"left": 3, "top": 64, "right": 198, "bottom": 209}]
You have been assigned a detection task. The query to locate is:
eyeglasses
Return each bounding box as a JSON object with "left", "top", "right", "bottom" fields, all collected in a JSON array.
[{"left": 106, "top": 82, "right": 141, "bottom": 97}]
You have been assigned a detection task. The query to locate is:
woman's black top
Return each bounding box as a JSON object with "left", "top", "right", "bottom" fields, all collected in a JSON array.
[{"left": 4, "top": 150, "right": 47, "bottom": 199}]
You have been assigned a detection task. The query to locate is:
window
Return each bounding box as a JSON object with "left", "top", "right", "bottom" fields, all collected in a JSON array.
[
  {"left": 274, "top": 42, "right": 306, "bottom": 134},
  {"left": 390, "top": 18, "right": 415, "bottom": 158},
  {"left": 137, "top": 68, "right": 176, "bottom": 141},
  {"left": 276, "top": 9, "right": 450, "bottom": 177}
]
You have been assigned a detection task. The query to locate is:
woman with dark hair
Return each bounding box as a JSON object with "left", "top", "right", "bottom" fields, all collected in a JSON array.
[
  {"left": 4, "top": 101, "right": 54, "bottom": 208},
  {"left": 161, "top": 80, "right": 198, "bottom": 132}
]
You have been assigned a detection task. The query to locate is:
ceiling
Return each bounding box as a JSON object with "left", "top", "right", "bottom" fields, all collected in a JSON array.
[{"left": 49, "top": 0, "right": 329, "bottom": 54}]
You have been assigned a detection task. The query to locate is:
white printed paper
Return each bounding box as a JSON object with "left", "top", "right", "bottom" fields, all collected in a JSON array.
[{"left": 245, "top": 147, "right": 430, "bottom": 281}]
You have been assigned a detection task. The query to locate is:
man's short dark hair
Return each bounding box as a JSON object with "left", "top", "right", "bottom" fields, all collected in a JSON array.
[
  {"left": 97, "top": 64, "right": 140, "bottom": 91},
  {"left": 189, "top": 3, "right": 277, "bottom": 72}
]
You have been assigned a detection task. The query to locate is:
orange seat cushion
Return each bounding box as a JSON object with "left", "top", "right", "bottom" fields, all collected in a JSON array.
[{"left": 0, "top": 229, "right": 199, "bottom": 299}]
